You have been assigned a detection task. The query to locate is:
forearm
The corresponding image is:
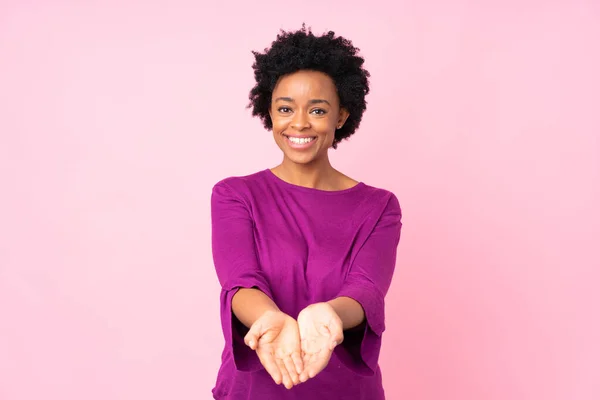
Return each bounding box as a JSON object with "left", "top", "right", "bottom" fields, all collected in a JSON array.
[
  {"left": 327, "top": 296, "right": 365, "bottom": 330},
  {"left": 232, "top": 288, "right": 280, "bottom": 328}
]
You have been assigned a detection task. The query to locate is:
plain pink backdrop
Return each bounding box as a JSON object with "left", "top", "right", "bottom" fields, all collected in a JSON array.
[{"left": 1, "top": 1, "right": 599, "bottom": 399}]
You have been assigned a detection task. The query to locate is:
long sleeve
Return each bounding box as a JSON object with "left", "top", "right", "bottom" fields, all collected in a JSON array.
[
  {"left": 334, "top": 193, "right": 402, "bottom": 375},
  {"left": 211, "top": 180, "right": 273, "bottom": 372}
]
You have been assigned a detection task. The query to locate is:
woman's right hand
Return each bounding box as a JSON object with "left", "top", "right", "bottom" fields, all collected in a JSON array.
[{"left": 244, "top": 310, "right": 304, "bottom": 389}]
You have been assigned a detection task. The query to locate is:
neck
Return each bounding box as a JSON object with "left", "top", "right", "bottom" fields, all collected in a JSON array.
[{"left": 274, "top": 156, "right": 337, "bottom": 190}]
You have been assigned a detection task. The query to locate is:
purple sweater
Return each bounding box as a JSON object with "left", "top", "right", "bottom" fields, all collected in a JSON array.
[{"left": 211, "top": 169, "right": 402, "bottom": 400}]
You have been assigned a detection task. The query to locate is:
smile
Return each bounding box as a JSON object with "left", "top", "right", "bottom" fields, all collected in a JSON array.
[
  {"left": 284, "top": 134, "right": 317, "bottom": 149},
  {"left": 286, "top": 136, "right": 315, "bottom": 144}
]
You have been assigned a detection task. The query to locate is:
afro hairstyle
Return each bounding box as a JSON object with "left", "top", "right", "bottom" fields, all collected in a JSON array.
[{"left": 248, "top": 24, "right": 370, "bottom": 149}]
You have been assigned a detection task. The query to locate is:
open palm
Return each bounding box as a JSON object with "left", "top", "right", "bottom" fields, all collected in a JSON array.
[
  {"left": 297, "top": 303, "right": 344, "bottom": 382},
  {"left": 244, "top": 311, "right": 304, "bottom": 389}
]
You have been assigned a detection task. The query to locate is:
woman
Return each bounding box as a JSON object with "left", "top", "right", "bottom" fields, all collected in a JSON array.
[{"left": 211, "top": 25, "right": 402, "bottom": 399}]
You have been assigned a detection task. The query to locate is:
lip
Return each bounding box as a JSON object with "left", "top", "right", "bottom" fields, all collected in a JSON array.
[
  {"left": 283, "top": 133, "right": 317, "bottom": 150},
  {"left": 285, "top": 134, "right": 314, "bottom": 138}
]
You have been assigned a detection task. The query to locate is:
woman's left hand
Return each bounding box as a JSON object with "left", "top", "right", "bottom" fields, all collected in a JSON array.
[{"left": 297, "top": 302, "right": 344, "bottom": 382}]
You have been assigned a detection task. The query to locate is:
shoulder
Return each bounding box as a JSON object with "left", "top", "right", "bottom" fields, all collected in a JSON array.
[
  {"left": 214, "top": 169, "right": 269, "bottom": 188},
  {"left": 359, "top": 182, "right": 401, "bottom": 214},
  {"left": 355, "top": 184, "right": 402, "bottom": 235},
  {"left": 212, "top": 170, "right": 269, "bottom": 200}
]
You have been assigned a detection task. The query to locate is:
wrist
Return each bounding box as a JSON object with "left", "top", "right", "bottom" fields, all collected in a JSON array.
[
  {"left": 301, "top": 302, "right": 334, "bottom": 315},
  {"left": 232, "top": 288, "right": 280, "bottom": 328},
  {"left": 326, "top": 297, "right": 364, "bottom": 330},
  {"left": 260, "top": 308, "right": 282, "bottom": 319},
  {"left": 325, "top": 298, "right": 341, "bottom": 312}
]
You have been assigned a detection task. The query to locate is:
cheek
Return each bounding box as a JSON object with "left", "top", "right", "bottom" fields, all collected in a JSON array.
[
  {"left": 316, "top": 119, "right": 336, "bottom": 134},
  {"left": 270, "top": 116, "right": 285, "bottom": 132}
]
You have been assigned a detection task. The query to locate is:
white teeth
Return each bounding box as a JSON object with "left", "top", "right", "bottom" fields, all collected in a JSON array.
[{"left": 288, "top": 136, "right": 314, "bottom": 144}]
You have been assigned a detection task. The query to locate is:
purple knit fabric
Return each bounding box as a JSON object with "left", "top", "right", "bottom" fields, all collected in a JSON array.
[{"left": 211, "top": 169, "right": 402, "bottom": 400}]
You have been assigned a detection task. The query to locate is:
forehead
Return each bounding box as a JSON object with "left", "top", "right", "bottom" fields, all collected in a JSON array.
[{"left": 272, "top": 70, "right": 338, "bottom": 100}]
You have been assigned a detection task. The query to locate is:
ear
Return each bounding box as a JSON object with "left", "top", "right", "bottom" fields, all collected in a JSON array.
[{"left": 337, "top": 107, "right": 350, "bottom": 128}]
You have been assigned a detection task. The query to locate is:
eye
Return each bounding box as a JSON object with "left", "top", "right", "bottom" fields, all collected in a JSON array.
[
  {"left": 278, "top": 107, "right": 292, "bottom": 113},
  {"left": 310, "top": 108, "right": 327, "bottom": 115}
]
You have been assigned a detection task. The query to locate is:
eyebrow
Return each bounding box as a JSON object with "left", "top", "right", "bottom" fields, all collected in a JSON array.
[{"left": 274, "top": 97, "right": 331, "bottom": 106}]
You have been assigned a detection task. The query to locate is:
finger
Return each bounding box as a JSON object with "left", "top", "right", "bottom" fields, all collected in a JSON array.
[
  {"left": 258, "top": 351, "right": 282, "bottom": 385},
  {"left": 276, "top": 357, "right": 293, "bottom": 389},
  {"left": 283, "top": 355, "right": 299, "bottom": 385},
  {"left": 330, "top": 320, "right": 344, "bottom": 342},
  {"left": 245, "top": 333, "right": 258, "bottom": 350},
  {"left": 330, "top": 330, "right": 344, "bottom": 350},
  {"left": 300, "top": 352, "right": 316, "bottom": 382},
  {"left": 308, "top": 349, "right": 332, "bottom": 379},
  {"left": 306, "top": 360, "right": 321, "bottom": 379},
  {"left": 291, "top": 351, "right": 304, "bottom": 375},
  {"left": 315, "top": 348, "right": 333, "bottom": 376},
  {"left": 244, "top": 321, "right": 262, "bottom": 349}
]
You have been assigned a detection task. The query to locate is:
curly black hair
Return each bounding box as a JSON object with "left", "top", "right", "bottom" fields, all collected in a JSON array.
[{"left": 248, "top": 25, "right": 370, "bottom": 149}]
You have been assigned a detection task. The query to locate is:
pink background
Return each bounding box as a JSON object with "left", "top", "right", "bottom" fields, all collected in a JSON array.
[{"left": 1, "top": 1, "right": 599, "bottom": 399}]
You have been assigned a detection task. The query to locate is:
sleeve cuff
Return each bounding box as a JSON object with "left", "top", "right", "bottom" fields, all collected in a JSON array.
[
  {"left": 334, "top": 281, "right": 386, "bottom": 375},
  {"left": 220, "top": 279, "right": 274, "bottom": 372}
]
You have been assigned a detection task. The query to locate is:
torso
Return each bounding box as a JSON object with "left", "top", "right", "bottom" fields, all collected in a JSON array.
[{"left": 212, "top": 169, "right": 393, "bottom": 400}]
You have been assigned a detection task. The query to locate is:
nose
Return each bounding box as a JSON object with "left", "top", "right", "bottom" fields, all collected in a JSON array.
[{"left": 291, "top": 111, "right": 310, "bottom": 131}]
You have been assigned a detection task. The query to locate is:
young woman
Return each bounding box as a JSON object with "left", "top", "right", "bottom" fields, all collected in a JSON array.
[{"left": 211, "top": 25, "right": 402, "bottom": 400}]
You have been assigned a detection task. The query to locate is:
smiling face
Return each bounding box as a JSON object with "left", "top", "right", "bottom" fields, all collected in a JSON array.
[{"left": 269, "top": 70, "right": 349, "bottom": 166}]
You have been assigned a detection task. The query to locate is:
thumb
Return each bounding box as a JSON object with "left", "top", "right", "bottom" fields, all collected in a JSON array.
[
  {"left": 329, "top": 324, "right": 344, "bottom": 350},
  {"left": 318, "top": 325, "right": 331, "bottom": 337},
  {"left": 245, "top": 320, "right": 263, "bottom": 350}
]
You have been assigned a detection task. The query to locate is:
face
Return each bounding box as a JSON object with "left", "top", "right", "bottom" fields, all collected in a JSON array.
[{"left": 269, "top": 70, "right": 349, "bottom": 166}]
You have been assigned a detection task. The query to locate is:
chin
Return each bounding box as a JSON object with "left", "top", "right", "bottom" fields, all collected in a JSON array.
[{"left": 285, "top": 153, "right": 318, "bottom": 165}]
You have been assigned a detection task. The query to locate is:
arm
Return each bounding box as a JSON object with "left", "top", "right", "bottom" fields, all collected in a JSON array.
[
  {"left": 296, "top": 193, "right": 401, "bottom": 380},
  {"left": 211, "top": 181, "right": 276, "bottom": 371},
  {"left": 232, "top": 288, "right": 279, "bottom": 328},
  {"left": 212, "top": 181, "right": 304, "bottom": 387},
  {"left": 333, "top": 193, "right": 402, "bottom": 375}
]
